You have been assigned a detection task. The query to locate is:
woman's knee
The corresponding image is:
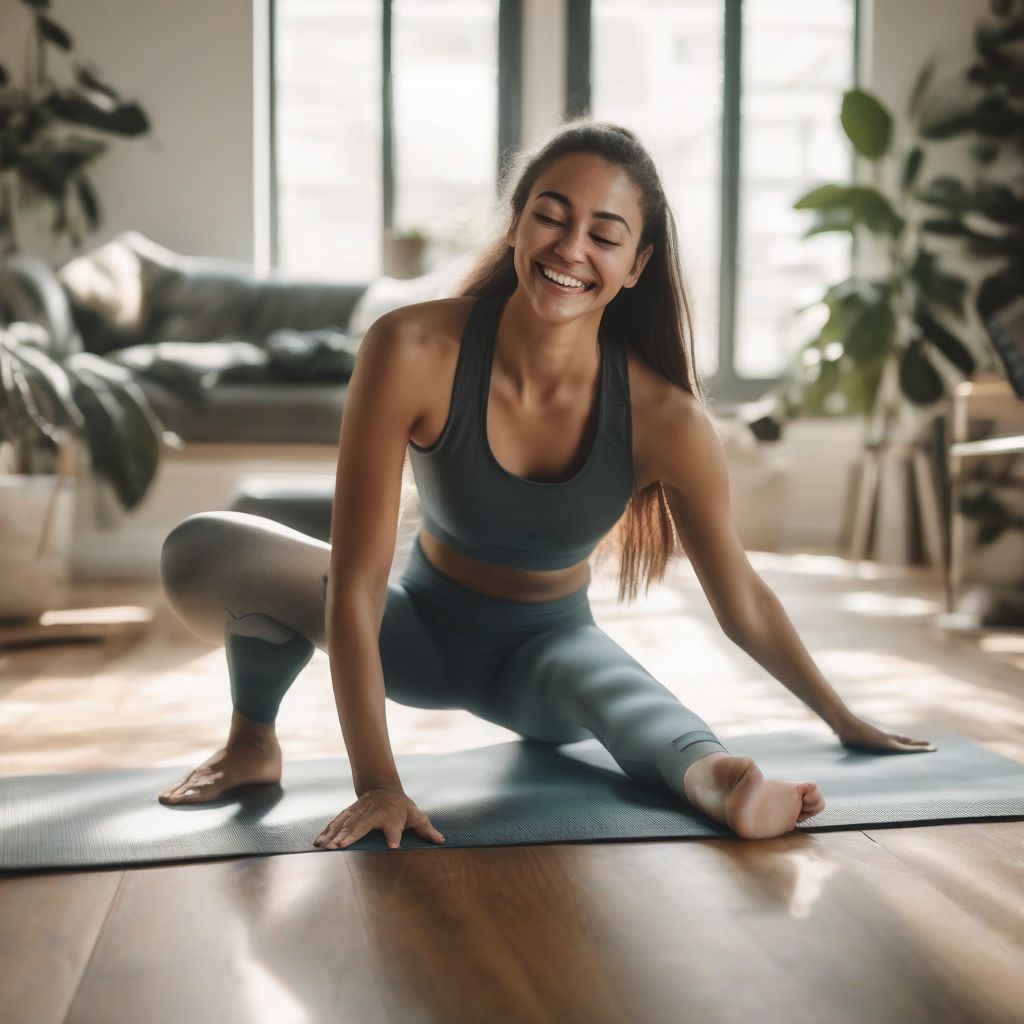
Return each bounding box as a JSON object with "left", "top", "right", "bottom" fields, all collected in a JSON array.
[
  {"left": 161, "top": 512, "right": 239, "bottom": 596},
  {"left": 161, "top": 511, "right": 328, "bottom": 645}
]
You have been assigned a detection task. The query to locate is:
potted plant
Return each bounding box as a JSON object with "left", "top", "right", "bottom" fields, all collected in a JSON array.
[
  {"left": 907, "top": 0, "right": 1024, "bottom": 570},
  {"left": 761, "top": 82, "right": 980, "bottom": 447},
  {"left": 0, "top": 319, "right": 171, "bottom": 621},
  {"left": 749, "top": 15, "right": 1024, "bottom": 564},
  {"left": 0, "top": 0, "right": 152, "bottom": 259}
]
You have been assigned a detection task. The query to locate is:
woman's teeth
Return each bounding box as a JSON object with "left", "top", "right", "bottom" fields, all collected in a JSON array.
[{"left": 538, "top": 264, "right": 593, "bottom": 290}]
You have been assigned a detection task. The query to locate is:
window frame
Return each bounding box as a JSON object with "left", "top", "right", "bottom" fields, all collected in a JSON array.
[
  {"left": 568, "top": 0, "right": 861, "bottom": 406},
  {"left": 269, "top": 0, "right": 521, "bottom": 272}
]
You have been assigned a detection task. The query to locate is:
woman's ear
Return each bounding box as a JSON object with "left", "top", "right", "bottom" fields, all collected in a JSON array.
[{"left": 624, "top": 243, "right": 654, "bottom": 288}]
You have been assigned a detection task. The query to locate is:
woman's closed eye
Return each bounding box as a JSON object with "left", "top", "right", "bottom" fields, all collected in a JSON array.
[{"left": 533, "top": 213, "right": 618, "bottom": 246}]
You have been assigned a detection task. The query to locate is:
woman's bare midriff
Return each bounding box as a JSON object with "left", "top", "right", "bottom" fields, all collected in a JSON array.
[{"left": 416, "top": 526, "right": 591, "bottom": 603}]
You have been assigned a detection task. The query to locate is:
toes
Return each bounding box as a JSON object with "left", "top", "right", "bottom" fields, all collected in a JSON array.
[{"left": 164, "top": 773, "right": 223, "bottom": 803}]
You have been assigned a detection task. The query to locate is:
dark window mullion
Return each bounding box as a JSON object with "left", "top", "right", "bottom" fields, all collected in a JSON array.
[
  {"left": 566, "top": 0, "right": 591, "bottom": 119},
  {"left": 498, "top": 0, "right": 523, "bottom": 188},
  {"left": 382, "top": 0, "right": 395, "bottom": 234},
  {"left": 716, "top": 0, "right": 743, "bottom": 393},
  {"left": 268, "top": 0, "right": 279, "bottom": 268}
]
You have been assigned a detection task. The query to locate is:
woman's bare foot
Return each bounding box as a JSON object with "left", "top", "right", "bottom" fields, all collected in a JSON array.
[
  {"left": 682, "top": 752, "right": 826, "bottom": 839},
  {"left": 158, "top": 711, "right": 283, "bottom": 805}
]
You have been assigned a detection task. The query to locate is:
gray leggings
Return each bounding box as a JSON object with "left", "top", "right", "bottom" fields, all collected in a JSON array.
[{"left": 160, "top": 511, "right": 729, "bottom": 801}]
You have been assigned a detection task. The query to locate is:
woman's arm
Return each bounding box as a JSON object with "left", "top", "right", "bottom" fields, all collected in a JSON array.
[
  {"left": 654, "top": 397, "right": 935, "bottom": 753},
  {"left": 646, "top": 387, "right": 854, "bottom": 731},
  {"left": 324, "top": 309, "right": 431, "bottom": 793}
]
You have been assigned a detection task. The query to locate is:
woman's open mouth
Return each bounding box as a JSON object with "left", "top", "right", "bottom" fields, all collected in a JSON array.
[{"left": 533, "top": 261, "right": 596, "bottom": 295}]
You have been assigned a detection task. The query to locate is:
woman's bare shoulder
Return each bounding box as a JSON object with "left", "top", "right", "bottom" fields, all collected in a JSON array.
[
  {"left": 625, "top": 346, "right": 705, "bottom": 490},
  {"left": 624, "top": 345, "right": 698, "bottom": 416},
  {"left": 381, "top": 296, "right": 478, "bottom": 351},
  {"left": 376, "top": 298, "right": 479, "bottom": 447}
]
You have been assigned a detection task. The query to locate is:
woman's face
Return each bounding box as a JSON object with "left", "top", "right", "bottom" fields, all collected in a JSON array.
[{"left": 507, "top": 152, "right": 654, "bottom": 319}]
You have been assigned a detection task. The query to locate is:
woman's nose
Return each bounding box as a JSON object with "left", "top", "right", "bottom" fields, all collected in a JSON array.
[{"left": 552, "top": 225, "right": 588, "bottom": 263}]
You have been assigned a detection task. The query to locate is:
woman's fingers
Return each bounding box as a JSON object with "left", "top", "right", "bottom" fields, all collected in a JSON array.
[
  {"left": 894, "top": 734, "right": 936, "bottom": 751},
  {"left": 313, "top": 790, "right": 446, "bottom": 850},
  {"left": 415, "top": 823, "right": 446, "bottom": 844}
]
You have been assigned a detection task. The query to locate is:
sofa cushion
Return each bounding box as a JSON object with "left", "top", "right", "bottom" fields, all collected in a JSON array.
[
  {"left": 106, "top": 340, "right": 270, "bottom": 402},
  {"left": 134, "top": 377, "right": 346, "bottom": 444},
  {"left": 57, "top": 230, "right": 371, "bottom": 354},
  {"left": 347, "top": 250, "right": 477, "bottom": 339}
]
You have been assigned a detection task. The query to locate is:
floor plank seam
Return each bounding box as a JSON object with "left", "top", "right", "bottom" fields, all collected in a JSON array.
[{"left": 60, "top": 871, "right": 127, "bottom": 1024}]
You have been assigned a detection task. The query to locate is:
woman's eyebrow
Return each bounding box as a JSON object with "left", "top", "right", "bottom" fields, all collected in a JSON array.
[{"left": 534, "top": 190, "right": 632, "bottom": 235}]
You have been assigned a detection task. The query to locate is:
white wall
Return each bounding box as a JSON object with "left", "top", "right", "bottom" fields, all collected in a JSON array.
[{"left": 861, "top": 0, "right": 992, "bottom": 115}]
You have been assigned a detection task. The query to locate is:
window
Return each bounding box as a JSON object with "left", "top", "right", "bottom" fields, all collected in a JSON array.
[
  {"left": 392, "top": 1, "right": 499, "bottom": 252},
  {"left": 589, "top": 0, "right": 857, "bottom": 400},
  {"left": 736, "top": 0, "right": 855, "bottom": 381},
  {"left": 272, "top": 0, "right": 510, "bottom": 281},
  {"left": 274, "top": 0, "right": 382, "bottom": 280},
  {"left": 592, "top": 0, "right": 724, "bottom": 378}
]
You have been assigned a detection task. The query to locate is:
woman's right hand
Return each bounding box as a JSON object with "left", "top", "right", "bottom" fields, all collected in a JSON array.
[{"left": 312, "top": 784, "right": 446, "bottom": 850}]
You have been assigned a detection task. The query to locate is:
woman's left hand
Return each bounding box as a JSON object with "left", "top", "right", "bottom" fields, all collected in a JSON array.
[{"left": 834, "top": 715, "right": 937, "bottom": 754}]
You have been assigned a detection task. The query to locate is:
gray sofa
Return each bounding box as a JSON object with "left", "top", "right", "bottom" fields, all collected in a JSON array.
[
  {"left": 1, "top": 231, "right": 479, "bottom": 543},
  {"left": 0, "top": 231, "right": 374, "bottom": 446}
]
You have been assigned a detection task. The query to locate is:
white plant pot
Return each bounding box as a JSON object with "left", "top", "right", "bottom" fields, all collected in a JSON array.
[{"left": 0, "top": 475, "right": 76, "bottom": 621}]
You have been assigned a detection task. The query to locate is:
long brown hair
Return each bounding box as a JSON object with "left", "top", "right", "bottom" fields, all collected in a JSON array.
[{"left": 446, "top": 118, "right": 706, "bottom": 604}]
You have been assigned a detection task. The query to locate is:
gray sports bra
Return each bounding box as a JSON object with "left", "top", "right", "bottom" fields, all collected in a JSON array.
[{"left": 407, "top": 293, "right": 635, "bottom": 571}]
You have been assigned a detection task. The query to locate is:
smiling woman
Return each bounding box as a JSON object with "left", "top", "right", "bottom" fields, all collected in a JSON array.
[{"left": 156, "top": 119, "right": 931, "bottom": 854}]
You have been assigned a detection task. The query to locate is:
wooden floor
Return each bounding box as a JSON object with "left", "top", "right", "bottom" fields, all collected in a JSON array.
[{"left": 2, "top": 545, "right": 1023, "bottom": 1024}]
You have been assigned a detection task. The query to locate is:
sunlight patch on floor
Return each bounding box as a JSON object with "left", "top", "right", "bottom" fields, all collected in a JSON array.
[{"left": 838, "top": 591, "right": 943, "bottom": 617}]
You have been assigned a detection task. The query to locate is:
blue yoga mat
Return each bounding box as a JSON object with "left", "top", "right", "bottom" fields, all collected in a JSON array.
[{"left": 1, "top": 729, "right": 1022, "bottom": 870}]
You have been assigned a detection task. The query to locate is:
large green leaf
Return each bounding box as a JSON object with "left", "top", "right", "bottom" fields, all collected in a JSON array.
[
  {"left": 917, "top": 83, "right": 986, "bottom": 139},
  {"left": 799, "top": 185, "right": 903, "bottom": 238},
  {"left": 793, "top": 183, "right": 851, "bottom": 209},
  {"left": 803, "top": 206, "right": 856, "bottom": 237},
  {"left": 841, "top": 89, "right": 893, "bottom": 159},
  {"left": 913, "top": 303, "right": 976, "bottom": 377},
  {"left": 0, "top": 338, "right": 61, "bottom": 466},
  {"left": 907, "top": 61, "right": 935, "bottom": 121},
  {"left": 816, "top": 279, "right": 890, "bottom": 347},
  {"left": 916, "top": 175, "right": 971, "bottom": 212},
  {"left": 7, "top": 339, "right": 84, "bottom": 431},
  {"left": 65, "top": 353, "right": 164, "bottom": 510},
  {"left": 908, "top": 249, "right": 967, "bottom": 319},
  {"left": 977, "top": 264, "right": 1024, "bottom": 318},
  {"left": 74, "top": 173, "right": 100, "bottom": 230},
  {"left": 962, "top": 227, "right": 1024, "bottom": 258},
  {"left": 74, "top": 64, "right": 122, "bottom": 103},
  {"left": 843, "top": 301, "right": 896, "bottom": 365},
  {"left": 37, "top": 14, "right": 72, "bottom": 50},
  {"left": 902, "top": 146, "right": 924, "bottom": 190},
  {"left": 920, "top": 218, "right": 967, "bottom": 236},
  {"left": 970, "top": 140, "right": 1001, "bottom": 165},
  {"left": 970, "top": 181, "right": 1024, "bottom": 223},
  {"left": 898, "top": 337, "right": 946, "bottom": 406},
  {"left": 44, "top": 90, "right": 150, "bottom": 136}
]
